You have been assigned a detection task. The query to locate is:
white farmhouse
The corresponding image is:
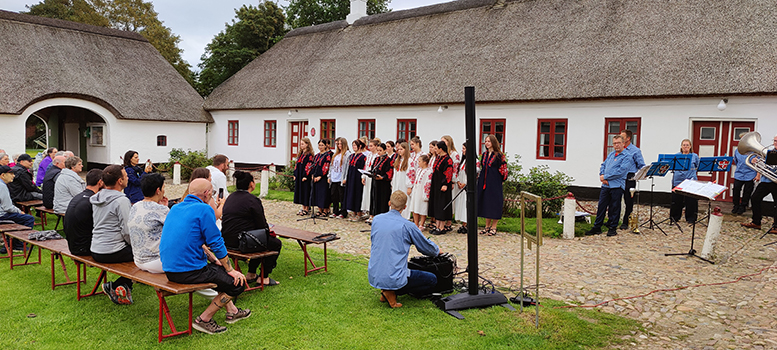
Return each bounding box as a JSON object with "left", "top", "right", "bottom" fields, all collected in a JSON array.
[{"left": 0, "top": 10, "right": 211, "bottom": 168}]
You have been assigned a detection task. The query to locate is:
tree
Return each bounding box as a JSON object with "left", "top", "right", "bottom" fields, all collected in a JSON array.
[
  {"left": 285, "top": 0, "right": 391, "bottom": 29},
  {"left": 23, "top": 0, "right": 194, "bottom": 86},
  {"left": 197, "top": 2, "right": 286, "bottom": 96}
]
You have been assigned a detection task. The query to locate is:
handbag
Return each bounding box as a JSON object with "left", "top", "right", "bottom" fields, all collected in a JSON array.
[{"left": 238, "top": 228, "right": 269, "bottom": 253}]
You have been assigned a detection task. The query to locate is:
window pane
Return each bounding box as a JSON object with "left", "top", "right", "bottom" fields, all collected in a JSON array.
[
  {"left": 733, "top": 128, "right": 749, "bottom": 140},
  {"left": 700, "top": 127, "right": 716, "bottom": 140},
  {"left": 625, "top": 121, "right": 638, "bottom": 132},
  {"left": 540, "top": 122, "right": 550, "bottom": 133},
  {"left": 632, "top": 135, "right": 638, "bottom": 145},
  {"left": 554, "top": 146, "right": 564, "bottom": 157},
  {"left": 540, "top": 134, "right": 549, "bottom": 145},
  {"left": 540, "top": 145, "right": 549, "bottom": 157},
  {"left": 495, "top": 122, "right": 504, "bottom": 133},
  {"left": 554, "top": 134, "right": 564, "bottom": 145},
  {"left": 483, "top": 123, "right": 492, "bottom": 134},
  {"left": 410, "top": 122, "right": 416, "bottom": 130},
  {"left": 608, "top": 134, "right": 614, "bottom": 146},
  {"left": 608, "top": 121, "right": 620, "bottom": 134},
  {"left": 555, "top": 122, "right": 565, "bottom": 133},
  {"left": 496, "top": 134, "right": 503, "bottom": 144}
]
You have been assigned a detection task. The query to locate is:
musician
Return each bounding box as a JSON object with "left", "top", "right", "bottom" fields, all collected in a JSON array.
[
  {"left": 741, "top": 133, "right": 777, "bottom": 235},
  {"left": 732, "top": 132, "right": 757, "bottom": 215},
  {"left": 619, "top": 130, "right": 645, "bottom": 231},
  {"left": 586, "top": 135, "right": 632, "bottom": 237},
  {"left": 669, "top": 139, "right": 700, "bottom": 224}
]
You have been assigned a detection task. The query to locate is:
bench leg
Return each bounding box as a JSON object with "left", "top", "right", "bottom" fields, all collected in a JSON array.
[
  {"left": 297, "top": 240, "right": 327, "bottom": 276},
  {"left": 1, "top": 234, "right": 26, "bottom": 262},
  {"left": 51, "top": 253, "right": 82, "bottom": 290},
  {"left": 9, "top": 242, "right": 41, "bottom": 270},
  {"left": 76, "top": 265, "right": 106, "bottom": 301},
  {"left": 157, "top": 290, "right": 193, "bottom": 342}
]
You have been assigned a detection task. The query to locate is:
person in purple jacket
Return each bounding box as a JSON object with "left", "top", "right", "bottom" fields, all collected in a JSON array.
[{"left": 35, "top": 147, "right": 57, "bottom": 186}]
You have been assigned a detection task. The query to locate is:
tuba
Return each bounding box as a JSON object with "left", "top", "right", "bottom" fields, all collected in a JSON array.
[
  {"left": 628, "top": 188, "right": 640, "bottom": 233},
  {"left": 738, "top": 132, "right": 777, "bottom": 182}
]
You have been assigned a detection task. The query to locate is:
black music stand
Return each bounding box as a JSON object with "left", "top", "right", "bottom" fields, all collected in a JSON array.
[
  {"left": 639, "top": 161, "right": 672, "bottom": 235},
  {"left": 694, "top": 156, "right": 733, "bottom": 227},
  {"left": 654, "top": 154, "right": 693, "bottom": 233},
  {"left": 664, "top": 180, "right": 725, "bottom": 264}
]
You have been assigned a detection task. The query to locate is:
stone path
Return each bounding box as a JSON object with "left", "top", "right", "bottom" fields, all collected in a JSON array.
[{"left": 255, "top": 198, "right": 777, "bottom": 350}]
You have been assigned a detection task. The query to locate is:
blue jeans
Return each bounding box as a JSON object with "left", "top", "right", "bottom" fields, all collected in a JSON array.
[
  {"left": 395, "top": 269, "right": 437, "bottom": 296},
  {"left": 592, "top": 187, "right": 623, "bottom": 231},
  {"left": 0, "top": 212, "right": 35, "bottom": 228}
]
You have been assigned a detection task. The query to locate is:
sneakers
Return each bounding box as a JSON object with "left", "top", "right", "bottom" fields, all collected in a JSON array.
[
  {"left": 584, "top": 228, "right": 602, "bottom": 236},
  {"left": 606, "top": 229, "right": 618, "bottom": 237},
  {"left": 193, "top": 316, "right": 227, "bottom": 334},
  {"left": 114, "top": 284, "right": 133, "bottom": 305},
  {"left": 741, "top": 222, "right": 761, "bottom": 229},
  {"left": 102, "top": 282, "right": 120, "bottom": 305},
  {"left": 225, "top": 308, "right": 251, "bottom": 324}
]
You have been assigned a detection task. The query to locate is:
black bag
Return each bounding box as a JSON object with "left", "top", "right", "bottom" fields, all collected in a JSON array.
[
  {"left": 238, "top": 228, "right": 269, "bottom": 253},
  {"left": 408, "top": 254, "right": 455, "bottom": 294}
]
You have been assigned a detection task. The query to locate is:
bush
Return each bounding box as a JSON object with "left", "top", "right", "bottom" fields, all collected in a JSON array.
[
  {"left": 167, "top": 148, "right": 211, "bottom": 181},
  {"left": 269, "top": 166, "right": 295, "bottom": 191},
  {"left": 502, "top": 153, "right": 523, "bottom": 217},
  {"left": 517, "top": 165, "right": 574, "bottom": 218}
]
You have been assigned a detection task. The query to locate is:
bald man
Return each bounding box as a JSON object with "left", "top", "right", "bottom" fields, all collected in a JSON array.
[
  {"left": 160, "top": 178, "right": 250, "bottom": 334},
  {"left": 42, "top": 156, "right": 67, "bottom": 209}
]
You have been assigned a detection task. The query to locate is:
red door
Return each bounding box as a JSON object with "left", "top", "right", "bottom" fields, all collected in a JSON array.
[
  {"left": 289, "top": 121, "right": 309, "bottom": 163},
  {"left": 692, "top": 121, "right": 755, "bottom": 201}
]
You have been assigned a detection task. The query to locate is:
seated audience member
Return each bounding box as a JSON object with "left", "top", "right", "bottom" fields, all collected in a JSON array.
[
  {"left": 36, "top": 147, "right": 58, "bottom": 186},
  {"left": 221, "top": 171, "right": 282, "bottom": 286},
  {"left": 160, "top": 179, "right": 250, "bottom": 334},
  {"left": 53, "top": 156, "right": 86, "bottom": 214},
  {"left": 64, "top": 169, "right": 103, "bottom": 256},
  {"left": 0, "top": 165, "right": 35, "bottom": 254},
  {"left": 9, "top": 154, "right": 43, "bottom": 202},
  {"left": 181, "top": 167, "right": 225, "bottom": 219},
  {"left": 368, "top": 191, "right": 441, "bottom": 308},
  {"left": 0, "top": 153, "right": 10, "bottom": 167},
  {"left": 42, "top": 156, "right": 66, "bottom": 209},
  {"left": 128, "top": 173, "right": 169, "bottom": 273},
  {"left": 90, "top": 165, "right": 134, "bottom": 305}
]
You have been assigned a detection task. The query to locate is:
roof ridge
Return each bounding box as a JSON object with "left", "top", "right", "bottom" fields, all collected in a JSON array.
[{"left": 0, "top": 9, "right": 147, "bottom": 42}]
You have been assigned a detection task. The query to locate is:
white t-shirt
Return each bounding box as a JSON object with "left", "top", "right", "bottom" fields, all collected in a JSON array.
[{"left": 206, "top": 165, "right": 228, "bottom": 201}]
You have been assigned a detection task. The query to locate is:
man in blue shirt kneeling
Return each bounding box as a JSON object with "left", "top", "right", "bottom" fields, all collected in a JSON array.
[{"left": 368, "top": 190, "right": 442, "bottom": 308}]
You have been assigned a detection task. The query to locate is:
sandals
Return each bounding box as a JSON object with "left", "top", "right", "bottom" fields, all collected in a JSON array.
[
  {"left": 486, "top": 228, "right": 497, "bottom": 236},
  {"left": 443, "top": 225, "right": 453, "bottom": 233},
  {"left": 297, "top": 209, "right": 308, "bottom": 216}
]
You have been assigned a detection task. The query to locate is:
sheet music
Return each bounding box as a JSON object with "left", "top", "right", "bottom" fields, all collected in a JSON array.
[
  {"left": 358, "top": 169, "right": 374, "bottom": 177},
  {"left": 633, "top": 164, "right": 651, "bottom": 181},
  {"left": 672, "top": 179, "right": 726, "bottom": 200}
]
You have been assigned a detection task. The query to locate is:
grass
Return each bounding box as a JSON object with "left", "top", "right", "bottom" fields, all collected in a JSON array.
[
  {"left": 227, "top": 184, "right": 294, "bottom": 202},
  {"left": 478, "top": 217, "right": 596, "bottom": 238},
  {"left": 3, "top": 214, "right": 640, "bottom": 349}
]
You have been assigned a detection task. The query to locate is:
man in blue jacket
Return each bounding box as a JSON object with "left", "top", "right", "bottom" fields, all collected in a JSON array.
[
  {"left": 586, "top": 135, "right": 632, "bottom": 237},
  {"left": 619, "top": 130, "right": 646, "bottom": 230},
  {"left": 732, "top": 135, "right": 757, "bottom": 215},
  {"left": 160, "top": 178, "right": 249, "bottom": 334}
]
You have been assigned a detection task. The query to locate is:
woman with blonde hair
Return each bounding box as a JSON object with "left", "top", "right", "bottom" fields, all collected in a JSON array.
[
  {"left": 476, "top": 135, "right": 507, "bottom": 236},
  {"left": 328, "top": 137, "right": 350, "bottom": 218},
  {"left": 670, "top": 139, "right": 700, "bottom": 223},
  {"left": 391, "top": 142, "right": 412, "bottom": 219},
  {"left": 293, "top": 137, "right": 314, "bottom": 216}
]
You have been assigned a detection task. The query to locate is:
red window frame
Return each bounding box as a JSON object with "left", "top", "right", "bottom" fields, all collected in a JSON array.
[
  {"left": 156, "top": 135, "right": 167, "bottom": 147},
  {"left": 264, "top": 120, "right": 277, "bottom": 147},
  {"left": 603, "top": 117, "right": 641, "bottom": 159},
  {"left": 536, "top": 119, "right": 567, "bottom": 160},
  {"left": 479, "top": 119, "right": 506, "bottom": 153},
  {"left": 358, "top": 119, "right": 376, "bottom": 139},
  {"left": 396, "top": 119, "right": 417, "bottom": 142},
  {"left": 227, "top": 120, "right": 239, "bottom": 146},
  {"left": 320, "top": 119, "right": 336, "bottom": 146}
]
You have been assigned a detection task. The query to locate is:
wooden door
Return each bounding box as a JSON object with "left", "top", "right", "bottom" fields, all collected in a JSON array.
[
  {"left": 692, "top": 121, "right": 755, "bottom": 201},
  {"left": 289, "top": 121, "right": 309, "bottom": 163}
]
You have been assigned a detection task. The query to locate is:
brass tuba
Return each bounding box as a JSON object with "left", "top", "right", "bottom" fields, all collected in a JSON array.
[
  {"left": 738, "top": 132, "right": 777, "bottom": 182},
  {"left": 628, "top": 188, "right": 640, "bottom": 233}
]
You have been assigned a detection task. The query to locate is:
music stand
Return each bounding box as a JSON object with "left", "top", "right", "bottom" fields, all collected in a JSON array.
[
  {"left": 654, "top": 154, "right": 693, "bottom": 233},
  {"left": 694, "top": 156, "right": 733, "bottom": 227},
  {"left": 638, "top": 161, "right": 672, "bottom": 235},
  {"left": 664, "top": 180, "right": 726, "bottom": 264}
]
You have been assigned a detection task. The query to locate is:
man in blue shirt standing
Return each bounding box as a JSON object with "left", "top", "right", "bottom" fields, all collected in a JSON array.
[
  {"left": 160, "top": 179, "right": 250, "bottom": 334},
  {"left": 619, "top": 130, "right": 646, "bottom": 231},
  {"left": 586, "top": 135, "right": 632, "bottom": 237},
  {"left": 369, "top": 190, "right": 441, "bottom": 308},
  {"left": 732, "top": 134, "right": 757, "bottom": 215},
  {"left": 741, "top": 133, "right": 777, "bottom": 235}
]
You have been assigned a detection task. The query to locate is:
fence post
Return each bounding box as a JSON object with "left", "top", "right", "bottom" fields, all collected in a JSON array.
[
  {"left": 260, "top": 168, "right": 269, "bottom": 198},
  {"left": 700, "top": 207, "right": 723, "bottom": 259},
  {"left": 173, "top": 162, "right": 181, "bottom": 185},
  {"left": 562, "top": 192, "right": 576, "bottom": 239},
  {"left": 269, "top": 164, "right": 276, "bottom": 180},
  {"left": 227, "top": 160, "right": 235, "bottom": 185}
]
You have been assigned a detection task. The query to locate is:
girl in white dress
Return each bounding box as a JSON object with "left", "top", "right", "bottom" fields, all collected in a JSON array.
[
  {"left": 360, "top": 138, "right": 379, "bottom": 217},
  {"left": 453, "top": 143, "right": 468, "bottom": 233},
  {"left": 409, "top": 154, "right": 432, "bottom": 230},
  {"left": 391, "top": 142, "right": 412, "bottom": 219}
]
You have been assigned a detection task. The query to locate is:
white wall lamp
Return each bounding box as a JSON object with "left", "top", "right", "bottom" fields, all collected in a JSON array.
[
  {"left": 288, "top": 109, "right": 298, "bottom": 116},
  {"left": 717, "top": 98, "right": 728, "bottom": 111},
  {"left": 437, "top": 105, "right": 448, "bottom": 113}
]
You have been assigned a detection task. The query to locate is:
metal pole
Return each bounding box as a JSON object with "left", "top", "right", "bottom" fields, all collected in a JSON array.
[{"left": 465, "top": 86, "right": 478, "bottom": 296}]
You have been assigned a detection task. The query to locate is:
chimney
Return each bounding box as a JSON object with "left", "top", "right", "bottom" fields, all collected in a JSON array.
[{"left": 346, "top": 0, "right": 367, "bottom": 24}]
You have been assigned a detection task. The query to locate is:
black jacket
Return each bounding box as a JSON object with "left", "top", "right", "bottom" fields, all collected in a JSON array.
[
  {"left": 64, "top": 189, "right": 96, "bottom": 256},
  {"left": 9, "top": 164, "right": 41, "bottom": 202},
  {"left": 220, "top": 190, "right": 269, "bottom": 249},
  {"left": 42, "top": 166, "right": 62, "bottom": 209}
]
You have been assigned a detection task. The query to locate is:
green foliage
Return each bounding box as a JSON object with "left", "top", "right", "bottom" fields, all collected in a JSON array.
[
  {"left": 518, "top": 165, "right": 575, "bottom": 218},
  {"left": 285, "top": 0, "right": 391, "bottom": 29},
  {"left": 274, "top": 166, "right": 295, "bottom": 192},
  {"left": 25, "top": 0, "right": 110, "bottom": 27},
  {"left": 167, "top": 148, "right": 210, "bottom": 181},
  {"left": 197, "top": 2, "right": 286, "bottom": 96},
  {"left": 477, "top": 216, "right": 594, "bottom": 238}
]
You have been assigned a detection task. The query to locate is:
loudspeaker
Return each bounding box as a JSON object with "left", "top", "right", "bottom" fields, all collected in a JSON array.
[{"left": 408, "top": 254, "right": 454, "bottom": 294}]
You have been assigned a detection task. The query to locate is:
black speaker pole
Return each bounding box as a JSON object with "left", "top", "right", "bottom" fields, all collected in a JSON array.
[{"left": 434, "top": 86, "right": 514, "bottom": 319}]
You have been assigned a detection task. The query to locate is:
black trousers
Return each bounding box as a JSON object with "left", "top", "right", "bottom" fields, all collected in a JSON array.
[
  {"left": 732, "top": 179, "right": 755, "bottom": 208},
  {"left": 92, "top": 245, "right": 134, "bottom": 288},
  {"left": 166, "top": 264, "right": 246, "bottom": 297},
  {"left": 750, "top": 182, "right": 777, "bottom": 226},
  {"left": 247, "top": 236, "right": 282, "bottom": 275},
  {"left": 670, "top": 193, "right": 698, "bottom": 223},
  {"left": 330, "top": 182, "right": 345, "bottom": 216},
  {"left": 621, "top": 177, "right": 636, "bottom": 225},
  {"left": 592, "top": 187, "right": 623, "bottom": 231}
]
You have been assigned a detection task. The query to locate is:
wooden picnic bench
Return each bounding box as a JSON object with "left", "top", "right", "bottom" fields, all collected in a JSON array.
[
  {"left": 14, "top": 199, "right": 43, "bottom": 215},
  {"left": 227, "top": 249, "right": 279, "bottom": 292},
  {"left": 33, "top": 206, "right": 65, "bottom": 230},
  {"left": 273, "top": 226, "right": 339, "bottom": 276},
  {"left": 0, "top": 223, "right": 35, "bottom": 262},
  {"left": 3, "top": 229, "right": 84, "bottom": 289}
]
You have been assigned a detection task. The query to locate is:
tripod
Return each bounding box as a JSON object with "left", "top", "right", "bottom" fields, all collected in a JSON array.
[
  {"left": 665, "top": 208, "right": 713, "bottom": 264},
  {"left": 639, "top": 176, "right": 668, "bottom": 235}
]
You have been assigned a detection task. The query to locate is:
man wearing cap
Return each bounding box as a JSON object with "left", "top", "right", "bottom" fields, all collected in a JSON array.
[
  {"left": 0, "top": 165, "right": 35, "bottom": 254},
  {"left": 9, "top": 154, "right": 43, "bottom": 202}
]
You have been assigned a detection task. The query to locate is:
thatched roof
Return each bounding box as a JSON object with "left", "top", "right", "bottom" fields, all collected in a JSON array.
[
  {"left": 0, "top": 10, "right": 212, "bottom": 123},
  {"left": 205, "top": 0, "right": 777, "bottom": 111}
]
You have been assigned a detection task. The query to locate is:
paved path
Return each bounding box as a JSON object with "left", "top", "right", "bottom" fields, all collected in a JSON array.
[{"left": 261, "top": 199, "right": 777, "bottom": 350}]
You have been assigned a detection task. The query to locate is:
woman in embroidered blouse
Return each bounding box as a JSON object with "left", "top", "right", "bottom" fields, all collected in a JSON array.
[
  {"left": 312, "top": 139, "right": 333, "bottom": 217},
  {"left": 391, "top": 142, "right": 412, "bottom": 219},
  {"left": 477, "top": 135, "right": 507, "bottom": 236},
  {"left": 344, "top": 139, "right": 367, "bottom": 221},
  {"left": 293, "top": 137, "right": 314, "bottom": 216},
  {"left": 360, "top": 139, "right": 379, "bottom": 216},
  {"left": 329, "top": 137, "right": 350, "bottom": 219},
  {"left": 429, "top": 140, "right": 454, "bottom": 235},
  {"left": 367, "top": 143, "right": 393, "bottom": 223},
  {"left": 409, "top": 154, "right": 432, "bottom": 230}
]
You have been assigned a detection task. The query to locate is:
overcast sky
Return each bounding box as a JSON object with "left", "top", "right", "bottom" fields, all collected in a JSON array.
[{"left": 1, "top": 0, "right": 445, "bottom": 70}]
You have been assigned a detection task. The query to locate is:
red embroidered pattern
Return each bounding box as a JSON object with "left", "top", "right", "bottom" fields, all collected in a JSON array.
[
  {"left": 349, "top": 153, "right": 365, "bottom": 167},
  {"left": 314, "top": 151, "right": 332, "bottom": 176},
  {"left": 407, "top": 152, "right": 418, "bottom": 184},
  {"left": 297, "top": 153, "right": 313, "bottom": 176},
  {"left": 434, "top": 155, "right": 454, "bottom": 184},
  {"left": 421, "top": 168, "right": 432, "bottom": 199}
]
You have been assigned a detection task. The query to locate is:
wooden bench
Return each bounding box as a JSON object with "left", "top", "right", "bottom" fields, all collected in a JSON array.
[
  {"left": 3, "top": 230, "right": 84, "bottom": 289},
  {"left": 227, "top": 249, "right": 280, "bottom": 292},
  {"left": 0, "top": 223, "right": 36, "bottom": 261},
  {"left": 273, "top": 226, "right": 340, "bottom": 276},
  {"left": 33, "top": 206, "right": 65, "bottom": 230},
  {"left": 14, "top": 199, "right": 43, "bottom": 215}
]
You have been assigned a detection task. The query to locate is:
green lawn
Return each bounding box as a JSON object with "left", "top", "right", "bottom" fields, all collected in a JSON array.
[{"left": 2, "top": 214, "right": 640, "bottom": 349}]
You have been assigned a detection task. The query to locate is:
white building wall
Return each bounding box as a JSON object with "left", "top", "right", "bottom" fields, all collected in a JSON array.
[
  {"left": 0, "top": 113, "right": 28, "bottom": 156},
  {"left": 208, "top": 96, "right": 777, "bottom": 193}
]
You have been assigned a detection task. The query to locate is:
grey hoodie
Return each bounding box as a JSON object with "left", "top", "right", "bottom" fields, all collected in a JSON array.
[
  {"left": 54, "top": 168, "right": 85, "bottom": 214},
  {"left": 90, "top": 189, "right": 131, "bottom": 254}
]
